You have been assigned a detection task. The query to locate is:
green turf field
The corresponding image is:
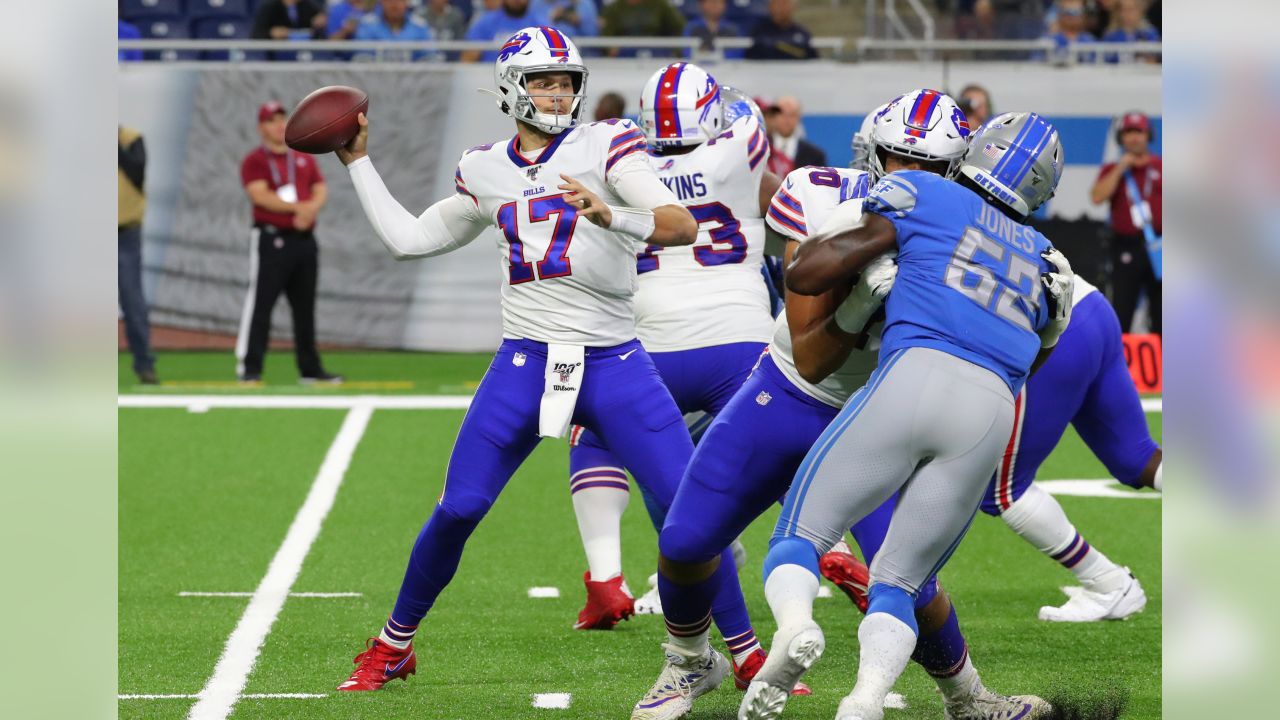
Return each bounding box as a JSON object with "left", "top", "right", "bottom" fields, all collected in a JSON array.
[{"left": 119, "top": 352, "right": 1161, "bottom": 719}]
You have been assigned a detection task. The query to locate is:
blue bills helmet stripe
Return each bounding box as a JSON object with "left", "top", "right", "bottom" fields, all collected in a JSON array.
[
  {"left": 539, "top": 26, "right": 570, "bottom": 58},
  {"left": 653, "top": 63, "right": 686, "bottom": 141}
]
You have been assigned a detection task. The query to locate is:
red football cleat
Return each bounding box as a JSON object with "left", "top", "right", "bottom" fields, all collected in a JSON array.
[
  {"left": 336, "top": 638, "right": 416, "bottom": 692},
  {"left": 820, "top": 542, "right": 871, "bottom": 613},
  {"left": 732, "top": 648, "right": 812, "bottom": 696},
  {"left": 574, "top": 571, "right": 635, "bottom": 630}
]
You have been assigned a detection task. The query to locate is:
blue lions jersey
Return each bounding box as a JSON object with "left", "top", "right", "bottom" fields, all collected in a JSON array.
[{"left": 863, "top": 170, "right": 1053, "bottom": 394}]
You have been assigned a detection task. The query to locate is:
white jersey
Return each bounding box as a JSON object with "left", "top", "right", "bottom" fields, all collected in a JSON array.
[
  {"left": 631, "top": 115, "right": 774, "bottom": 352},
  {"left": 764, "top": 166, "right": 878, "bottom": 408},
  {"left": 454, "top": 119, "right": 679, "bottom": 346}
]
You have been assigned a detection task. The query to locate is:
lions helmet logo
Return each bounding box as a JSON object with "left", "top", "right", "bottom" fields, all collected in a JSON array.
[{"left": 498, "top": 32, "right": 532, "bottom": 62}]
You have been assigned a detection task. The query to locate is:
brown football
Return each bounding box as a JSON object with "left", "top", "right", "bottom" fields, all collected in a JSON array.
[{"left": 285, "top": 85, "right": 369, "bottom": 154}]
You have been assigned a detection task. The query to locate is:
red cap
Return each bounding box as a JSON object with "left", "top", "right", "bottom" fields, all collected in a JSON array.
[
  {"left": 1119, "top": 112, "right": 1150, "bottom": 133},
  {"left": 755, "top": 96, "right": 778, "bottom": 112},
  {"left": 258, "top": 101, "right": 286, "bottom": 122}
]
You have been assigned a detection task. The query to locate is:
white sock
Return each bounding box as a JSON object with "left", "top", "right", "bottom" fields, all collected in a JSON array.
[
  {"left": 1153, "top": 460, "right": 1162, "bottom": 492},
  {"left": 764, "top": 563, "right": 819, "bottom": 629},
  {"left": 846, "top": 612, "right": 917, "bottom": 710},
  {"left": 933, "top": 655, "right": 981, "bottom": 705},
  {"left": 1001, "top": 483, "right": 1121, "bottom": 590},
  {"left": 569, "top": 467, "right": 630, "bottom": 581},
  {"left": 665, "top": 623, "right": 711, "bottom": 657}
]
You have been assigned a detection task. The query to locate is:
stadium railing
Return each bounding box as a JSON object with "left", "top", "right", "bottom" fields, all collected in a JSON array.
[{"left": 117, "top": 37, "right": 1160, "bottom": 64}]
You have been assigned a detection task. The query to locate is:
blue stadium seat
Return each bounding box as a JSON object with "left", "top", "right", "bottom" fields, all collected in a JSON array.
[
  {"left": 669, "top": 0, "right": 699, "bottom": 20},
  {"left": 725, "top": 0, "right": 768, "bottom": 26},
  {"left": 120, "top": 0, "right": 184, "bottom": 20},
  {"left": 193, "top": 17, "right": 252, "bottom": 60},
  {"left": 188, "top": 0, "right": 249, "bottom": 20},
  {"left": 138, "top": 16, "right": 200, "bottom": 60}
]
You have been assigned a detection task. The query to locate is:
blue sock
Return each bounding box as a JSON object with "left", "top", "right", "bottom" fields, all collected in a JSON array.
[
  {"left": 911, "top": 603, "right": 968, "bottom": 678},
  {"left": 866, "top": 583, "right": 918, "bottom": 635},
  {"left": 658, "top": 566, "right": 715, "bottom": 645},
  {"left": 708, "top": 547, "right": 760, "bottom": 662},
  {"left": 389, "top": 505, "right": 478, "bottom": 631},
  {"left": 763, "top": 535, "right": 821, "bottom": 580}
]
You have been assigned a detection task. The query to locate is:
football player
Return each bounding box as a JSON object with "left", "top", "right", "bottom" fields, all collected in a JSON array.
[
  {"left": 823, "top": 107, "right": 1161, "bottom": 626},
  {"left": 570, "top": 60, "right": 796, "bottom": 693},
  {"left": 745, "top": 106, "right": 1073, "bottom": 720},
  {"left": 331, "top": 27, "right": 702, "bottom": 692}
]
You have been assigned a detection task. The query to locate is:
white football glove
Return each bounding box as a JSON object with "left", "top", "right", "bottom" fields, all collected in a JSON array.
[
  {"left": 1038, "top": 246, "right": 1075, "bottom": 348},
  {"left": 834, "top": 253, "right": 897, "bottom": 334}
]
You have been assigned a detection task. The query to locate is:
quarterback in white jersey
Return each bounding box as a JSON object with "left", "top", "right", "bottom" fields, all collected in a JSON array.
[{"left": 331, "top": 27, "right": 708, "bottom": 696}]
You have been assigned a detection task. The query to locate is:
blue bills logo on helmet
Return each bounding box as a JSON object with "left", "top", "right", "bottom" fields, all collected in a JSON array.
[{"left": 498, "top": 32, "right": 532, "bottom": 62}]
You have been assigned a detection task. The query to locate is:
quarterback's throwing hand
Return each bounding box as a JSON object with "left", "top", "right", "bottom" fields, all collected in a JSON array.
[
  {"left": 336, "top": 113, "right": 369, "bottom": 167},
  {"left": 559, "top": 174, "right": 612, "bottom": 227}
]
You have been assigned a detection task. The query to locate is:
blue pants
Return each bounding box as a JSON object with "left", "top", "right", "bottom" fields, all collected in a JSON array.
[
  {"left": 983, "top": 292, "right": 1160, "bottom": 515},
  {"left": 659, "top": 353, "right": 939, "bottom": 604},
  {"left": 569, "top": 342, "right": 768, "bottom": 528},
  {"left": 118, "top": 225, "right": 154, "bottom": 374},
  {"left": 389, "top": 338, "right": 693, "bottom": 626}
]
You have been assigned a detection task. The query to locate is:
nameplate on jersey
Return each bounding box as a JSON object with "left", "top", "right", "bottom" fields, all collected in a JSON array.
[
  {"left": 660, "top": 172, "right": 707, "bottom": 201},
  {"left": 1121, "top": 333, "right": 1161, "bottom": 394}
]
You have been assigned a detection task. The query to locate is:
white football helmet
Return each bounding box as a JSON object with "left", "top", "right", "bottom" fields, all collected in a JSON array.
[
  {"left": 492, "top": 26, "right": 588, "bottom": 135},
  {"left": 638, "top": 62, "right": 724, "bottom": 149},
  {"left": 867, "top": 88, "right": 971, "bottom": 181},
  {"left": 851, "top": 101, "right": 892, "bottom": 172}
]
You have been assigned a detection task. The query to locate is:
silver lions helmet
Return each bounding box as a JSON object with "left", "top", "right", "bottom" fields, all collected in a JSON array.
[
  {"left": 958, "top": 111, "right": 1064, "bottom": 217},
  {"left": 851, "top": 101, "right": 891, "bottom": 172},
  {"left": 720, "top": 84, "right": 766, "bottom": 128}
]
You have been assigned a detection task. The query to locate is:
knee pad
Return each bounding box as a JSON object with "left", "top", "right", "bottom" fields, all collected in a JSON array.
[
  {"left": 658, "top": 522, "right": 719, "bottom": 566},
  {"left": 867, "top": 582, "right": 918, "bottom": 635}
]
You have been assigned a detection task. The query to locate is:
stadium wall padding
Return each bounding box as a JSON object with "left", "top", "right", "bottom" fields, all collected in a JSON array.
[{"left": 119, "top": 61, "right": 1161, "bottom": 352}]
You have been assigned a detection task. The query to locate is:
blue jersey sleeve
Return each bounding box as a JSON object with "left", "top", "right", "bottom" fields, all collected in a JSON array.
[{"left": 862, "top": 174, "right": 920, "bottom": 220}]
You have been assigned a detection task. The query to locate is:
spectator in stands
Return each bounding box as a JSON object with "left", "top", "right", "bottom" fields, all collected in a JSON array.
[
  {"left": 745, "top": 0, "right": 817, "bottom": 60},
  {"left": 1045, "top": 0, "right": 1097, "bottom": 62},
  {"left": 1101, "top": 0, "right": 1159, "bottom": 62},
  {"left": 684, "top": 0, "right": 743, "bottom": 59},
  {"left": 763, "top": 96, "right": 825, "bottom": 176},
  {"left": 957, "top": 84, "right": 993, "bottom": 127},
  {"left": 462, "top": 0, "right": 550, "bottom": 62},
  {"left": 237, "top": 102, "right": 341, "bottom": 384},
  {"left": 954, "top": 0, "right": 998, "bottom": 41},
  {"left": 118, "top": 126, "right": 157, "bottom": 385},
  {"left": 601, "top": 0, "right": 687, "bottom": 57},
  {"left": 252, "top": 0, "right": 328, "bottom": 61},
  {"left": 355, "top": 0, "right": 434, "bottom": 60},
  {"left": 593, "top": 91, "right": 627, "bottom": 121},
  {"left": 327, "top": 0, "right": 380, "bottom": 42},
  {"left": 118, "top": 18, "right": 143, "bottom": 62},
  {"left": 536, "top": 0, "right": 599, "bottom": 38},
  {"left": 1090, "top": 111, "right": 1161, "bottom": 333},
  {"left": 417, "top": 0, "right": 468, "bottom": 41}
]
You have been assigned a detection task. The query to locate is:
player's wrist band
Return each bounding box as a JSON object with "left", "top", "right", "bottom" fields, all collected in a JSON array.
[{"left": 608, "top": 206, "right": 656, "bottom": 241}]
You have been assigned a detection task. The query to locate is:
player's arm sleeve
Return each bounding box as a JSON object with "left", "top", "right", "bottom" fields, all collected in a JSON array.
[
  {"left": 765, "top": 174, "right": 810, "bottom": 241},
  {"left": 609, "top": 155, "right": 682, "bottom": 210},
  {"left": 347, "top": 156, "right": 485, "bottom": 260}
]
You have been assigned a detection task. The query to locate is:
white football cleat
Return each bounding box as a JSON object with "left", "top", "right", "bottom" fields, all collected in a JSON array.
[
  {"left": 635, "top": 573, "right": 664, "bottom": 615},
  {"left": 1039, "top": 569, "right": 1146, "bottom": 622},
  {"left": 631, "top": 643, "right": 729, "bottom": 720},
  {"left": 834, "top": 694, "right": 884, "bottom": 720},
  {"left": 738, "top": 621, "right": 825, "bottom": 720},
  {"left": 943, "top": 685, "right": 1052, "bottom": 720}
]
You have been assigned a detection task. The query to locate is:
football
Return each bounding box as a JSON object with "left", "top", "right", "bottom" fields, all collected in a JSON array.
[{"left": 284, "top": 85, "right": 369, "bottom": 154}]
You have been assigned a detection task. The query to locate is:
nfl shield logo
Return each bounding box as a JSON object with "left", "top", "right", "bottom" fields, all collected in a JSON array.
[
  {"left": 513, "top": 352, "right": 527, "bottom": 367},
  {"left": 526, "top": 166, "right": 540, "bottom": 182},
  {"left": 755, "top": 391, "right": 772, "bottom": 406}
]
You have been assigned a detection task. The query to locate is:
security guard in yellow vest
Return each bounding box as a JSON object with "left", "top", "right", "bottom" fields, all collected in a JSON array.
[{"left": 119, "top": 126, "right": 157, "bottom": 384}]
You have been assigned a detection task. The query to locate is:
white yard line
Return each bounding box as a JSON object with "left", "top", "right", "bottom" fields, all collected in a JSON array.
[
  {"left": 178, "top": 592, "right": 362, "bottom": 598},
  {"left": 120, "top": 394, "right": 472, "bottom": 410},
  {"left": 120, "top": 394, "right": 1162, "bottom": 414},
  {"left": 527, "top": 587, "right": 561, "bottom": 598},
  {"left": 121, "top": 693, "right": 327, "bottom": 700},
  {"left": 1039, "top": 479, "right": 1161, "bottom": 499},
  {"left": 185, "top": 404, "right": 374, "bottom": 720},
  {"left": 532, "top": 693, "right": 572, "bottom": 709}
]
